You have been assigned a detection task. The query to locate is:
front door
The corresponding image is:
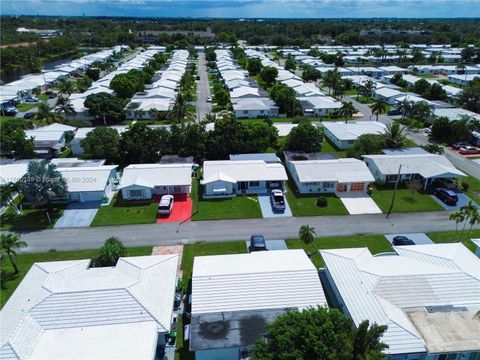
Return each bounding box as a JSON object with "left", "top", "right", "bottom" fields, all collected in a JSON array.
[
  {"left": 337, "top": 183, "right": 346, "bottom": 192},
  {"left": 238, "top": 182, "right": 248, "bottom": 191}
]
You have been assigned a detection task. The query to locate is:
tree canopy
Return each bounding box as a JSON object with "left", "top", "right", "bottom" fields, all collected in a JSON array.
[
  {"left": 84, "top": 92, "right": 126, "bottom": 125},
  {"left": 80, "top": 127, "right": 120, "bottom": 164},
  {"left": 284, "top": 121, "right": 323, "bottom": 153}
]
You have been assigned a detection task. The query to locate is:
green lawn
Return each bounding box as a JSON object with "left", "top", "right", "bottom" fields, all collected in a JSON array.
[
  {"left": 321, "top": 137, "right": 347, "bottom": 158},
  {"left": 357, "top": 95, "right": 374, "bottom": 104},
  {"left": 345, "top": 88, "right": 359, "bottom": 96},
  {"left": 462, "top": 175, "right": 480, "bottom": 202},
  {"left": 91, "top": 194, "right": 158, "bottom": 226},
  {"left": 0, "top": 205, "right": 66, "bottom": 231},
  {"left": 1, "top": 246, "right": 153, "bottom": 308},
  {"left": 370, "top": 187, "right": 444, "bottom": 213},
  {"left": 192, "top": 195, "right": 262, "bottom": 221},
  {"left": 285, "top": 181, "right": 349, "bottom": 217},
  {"left": 427, "top": 229, "right": 480, "bottom": 253},
  {"left": 286, "top": 234, "right": 393, "bottom": 268},
  {"left": 16, "top": 103, "right": 36, "bottom": 112}
]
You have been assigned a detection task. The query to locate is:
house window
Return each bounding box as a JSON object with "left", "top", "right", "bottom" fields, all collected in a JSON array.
[
  {"left": 243, "top": 110, "right": 248, "bottom": 114},
  {"left": 386, "top": 175, "right": 398, "bottom": 182},
  {"left": 128, "top": 189, "right": 144, "bottom": 198},
  {"left": 248, "top": 181, "right": 260, "bottom": 187},
  {"left": 322, "top": 182, "right": 335, "bottom": 188}
]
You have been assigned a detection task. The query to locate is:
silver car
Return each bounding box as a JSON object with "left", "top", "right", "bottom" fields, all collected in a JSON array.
[
  {"left": 270, "top": 189, "right": 286, "bottom": 212},
  {"left": 158, "top": 195, "right": 174, "bottom": 215}
]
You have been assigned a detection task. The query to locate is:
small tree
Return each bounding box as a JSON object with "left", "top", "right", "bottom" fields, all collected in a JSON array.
[
  {"left": 405, "top": 179, "right": 423, "bottom": 202},
  {"left": 1, "top": 233, "right": 27, "bottom": 274},
  {"left": 298, "top": 225, "right": 317, "bottom": 258},
  {"left": 260, "top": 66, "right": 278, "bottom": 87},
  {"left": 92, "top": 237, "right": 127, "bottom": 267}
]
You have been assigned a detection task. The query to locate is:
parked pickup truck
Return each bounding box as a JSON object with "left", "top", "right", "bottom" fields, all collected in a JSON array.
[{"left": 270, "top": 189, "right": 286, "bottom": 212}]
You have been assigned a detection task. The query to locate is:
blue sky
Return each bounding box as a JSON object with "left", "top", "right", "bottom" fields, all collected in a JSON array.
[{"left": 1, "top": 0, "right": 479, "bottom": 18}]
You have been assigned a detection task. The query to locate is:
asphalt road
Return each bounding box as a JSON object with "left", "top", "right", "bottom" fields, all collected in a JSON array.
[
  {"left": 195, "top": 52, "right": 212, "bottom": 122},
  {"left": 15, "top": 211, "right": 459, "bottom": 253}
]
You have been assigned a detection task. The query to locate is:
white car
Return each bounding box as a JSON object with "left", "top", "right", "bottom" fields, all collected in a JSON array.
[
  {"left": 206, "top": 96, "right": 212, "bottom": 102},
  {"left": 158, "top": 195, "right": 174, "bottom": 215},
  {"left": 270, "top": 189, "right": 286, "bottom": 212}
]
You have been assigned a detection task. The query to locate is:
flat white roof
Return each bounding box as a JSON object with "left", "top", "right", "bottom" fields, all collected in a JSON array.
[
  {"left": 364, "top": 153, "right": 465, "bottom": 178},
  {"left": 0, "top": 255, "right": 179, "bottom": 360},
  {"left": 290, "top": 158, "right": 375, "bottom": 183},
  {"left": 322, "top": 121, "right": 387, "bottom": 141},
  {"left": 202, "top": 160, "right": 288, "bottom": 184},
  {"left": 192, "top": 249, "right": 327, "bottom": 314},
  {"left": 321, "top": 244, "right": 480, "bottom": 355},
  {"left": 0, "top": 163, "right": 29, "bottom": 185},
  {"left": 119, "top": 163, "right": 192, "bottom": 189}
]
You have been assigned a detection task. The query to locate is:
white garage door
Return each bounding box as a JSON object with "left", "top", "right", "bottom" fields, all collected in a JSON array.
[{"left": 78, "top": 191, "right": 104, "bottom": 202}]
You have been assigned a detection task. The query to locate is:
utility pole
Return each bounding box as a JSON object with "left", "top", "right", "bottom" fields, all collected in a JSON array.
[{"left": 386, "top": 164, "right": 402, "bottom": 219}]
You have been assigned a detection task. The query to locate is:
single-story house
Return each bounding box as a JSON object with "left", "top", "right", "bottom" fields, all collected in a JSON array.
[
  {"left": 231, "top": 97, "right": 278, "bottom": 118},
  {"left": 322, "top": 121, "right": 387, "bottom": 149},
  {"left": 432, "top": 107, "right": 480, "bottom": 122},
  {"left": 229, "top": 153, "right": 279, "bottom": 163},
  {"left": 363, "top": 153, "right": 465, "bottom": 188},
  {"left": 286, "top": 157, "right": 375, "bottom": 194},
  {"left": 448, "top": 74, "right": 480, "bottom": 86},
  {"left": 229, "top": 86, "right": 260, "bottom": 99},
  {"left": 372, "top": 87, "right": 405, "bottom": 104},
  {"left": 298, "top": 96, "right": 342, "bottom": 117},
  {"left": 0, "top": 254, "right": 179, "bottom": 360},
  {"left": 321, "top": 243, "right": 480, "bottom": 359},
  {"left": 190, "top": 250, "right": 327, "bottom": 360},
  {"left": 378, "top": 66, "right": 409, "bottom": 75},
  {"left": 25, "top": 123, "right": 76, "bottom": 158},
  {"left": 119, "top": 163, "right": 193, "bottom": 200},
  {"left": 201, "top": 160, "right": 288, "bottom": 198}
]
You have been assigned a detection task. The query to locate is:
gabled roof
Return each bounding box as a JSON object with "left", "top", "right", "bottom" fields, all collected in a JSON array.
[
  {"left": 322, "top": 121, "right": 387, "bottom": 141},
  {"left": 321, "top": 244, "right": 480, "bottom": 355},
  {"left": 0, "top": 255, "right": 179, "bottom": 360},
  {"left": 119, "top": 163, "right": 193, "bottom": 189},
  {"left": 202, "top": 160, "right": 288, "bottom": 184}
]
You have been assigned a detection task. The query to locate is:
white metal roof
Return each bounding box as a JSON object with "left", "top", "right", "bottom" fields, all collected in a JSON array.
[
  {"left": 373, "top": 86, "right": 404, "bottom": 99},
  {"left": 119, "top": 163, "right": 192, "bottom": 189},
  {"left": 0, "top": 255, "right": 179, "bottom": 360},
  {"left": 321, "top": 244, "right": 480, "bottom": 355},
  {"left": 290, "top": 158, "right": 375, "bottom": 183},
  {"left": 59, "top": 165, "right": 117, "bottom": 192},
  {"left": 191, "top": 250, "right": 327, "bottom": 314},
  {"left": 202, "top": 160, "right": 288, "bottom": 184},
  {"left": 0, "top": 164, "right": 29, "bottom": 185},
  {"left": 363, "top": 153, "right": 465, "bottom": 178},
  {"left": 322, "top": 121, "right": 387, "bottom": 141}
]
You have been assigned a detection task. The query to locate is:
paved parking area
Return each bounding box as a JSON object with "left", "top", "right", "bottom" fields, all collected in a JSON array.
[
  {"left": 431, "top": 193, "right": 479, "bottom": 211},
  {"left": 157, "top": 195, "right": 192, "bottom": 223},
  {"left": 337, "top": 192, "right": 382, "bottom": 215},
  {"left": 54, "top": 201, "right": 101, "bottom": 228},
  {"left": 245, "top": 239, "right": 287, "bottom": 252},
  {"left": 258, "top": 194, "right": 292, "bottom": 218},
  {"left": 384, "top": 233, "right": 434, "bottom": 245}
]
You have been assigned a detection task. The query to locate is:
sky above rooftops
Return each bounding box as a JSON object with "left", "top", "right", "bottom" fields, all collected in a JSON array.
[{"left": 1, "top": 0, "right": 479, "bottom": 18}]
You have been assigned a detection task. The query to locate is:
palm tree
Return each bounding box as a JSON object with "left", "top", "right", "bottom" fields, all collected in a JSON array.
[
  {"left": 0, "top": 182, "right": 21, "bottom": 215},
  {"left": 398, "top": 98, "right": 413, "bottom": 120},
  {"left": 457, "top": 201, "right": 480, "bottom": 242},
  {"left": 203, "top": 112, "right": 216, "bottom": 123},
  {"left": 352, "top": 320, "right": 388, "bottom": 360},
  {"left": 360, "top": 80, "right": 375, "bottom": 99},
  {"left": 370, "top": 100, "right": 387, "bottom": 121},
  {"left": 298, "top": 225, "right": 317, "bottom": 258},
  {"left": 133, "top": 109, "right": 146, "bottom": 121},
  {"left": 1, "top": 233, "right": 27, "bottom": 275},
  {"left": 450, "top": 210, "right": 465, "bottom": 237},
  {"left": 456, "top": 63, "right": 466, "bottom": 75},
  {"left": 411, "top": 66, "right": 419, "bottom": 76},
  {"left": 338, "top": 101, "right": 356, "bottom": 123},
  {"left": 36, "top": 101, "right": 63, "bottom": 124},
  {"left": 169, "top": 92, "right": 195, "bottom": 124},
  {"left": 383, "top": 123, "right": 407, "bottom": 148},
  {"left": 148, "top": 109, "right": 159, "bottom": 121},
  {"left": 57, "top": 79, "right": 76, "bottom": 96},
  {"left": 55, "top": 96, "right": 76, "bottom": 121},
  {"left": 19, "top": 160, "right": 68, "bottom": 209},
  {"left": 412, "top": 101, "right": 432, "bottom": 123}
]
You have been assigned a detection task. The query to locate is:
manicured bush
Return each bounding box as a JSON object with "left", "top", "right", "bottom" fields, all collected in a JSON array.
[{"left": 316, "top": 197, "right": 328, "bottom": 208}]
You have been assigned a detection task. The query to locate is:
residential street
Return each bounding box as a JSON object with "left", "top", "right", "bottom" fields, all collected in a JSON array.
[
  {"left": 195, "top": 52, "right": 212, "bottom": 122},
  {"left": 16, "top": 211, "right": 458, "bottom": 253}
]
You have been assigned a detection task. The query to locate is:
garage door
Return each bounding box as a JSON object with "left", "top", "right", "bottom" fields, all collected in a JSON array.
[
  {"left": 350, "top": 183, "right": 365, "bottom": 192},
  {"left": 79, "top": 191, "right": 104, "bottom": 202}
]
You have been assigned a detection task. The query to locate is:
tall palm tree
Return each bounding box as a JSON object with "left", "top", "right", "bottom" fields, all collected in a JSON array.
[
  {"left": 57, "top": 79, "right": 76, "bottom": 96},
  {"left": 450, "top": 210, "right": 465, "bottom": 237},
  {"left": 298, "top": 225, "right": 317, "bottom": 258},
  {"left": 19, "top": 160, "right": 68, "bottom": 209},
  {"left": 169, "top": 93, "right": 195, "bottom": 124},
  {"left": 338, "top": 101, "right": 356, "bottom": 123},
  {"left": 398, "top": 98, "right": 413, "bottom": 120},
  {"left": 1, "top": 233, "right": 27, "bottom": 275},
  {"left": 361, "top": 80, "right": 375, "bottom": 98},
  {"left": 383, "top": 123, "right": 407, "bottom": 148},
  {"left": 412, "top": 101, "right": 432, "bottom": 123},
  {"left": 36, "top": 101, "right": 63, "bottom": 124},
  {"left": 370, "top": 100, "right": 387, "bottom": 121},
  {"left": 55, "top": 96, "right": 76, "bottom": 121}
]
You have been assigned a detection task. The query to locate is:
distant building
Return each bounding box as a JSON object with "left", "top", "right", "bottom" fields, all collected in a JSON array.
[{"left": 16, "top": 27, "right": 62, "bottom": 38}]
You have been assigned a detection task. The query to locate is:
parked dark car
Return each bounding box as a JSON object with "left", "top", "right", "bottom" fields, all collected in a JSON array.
[
  {"left": 434, "top": 188, "right": 459, "bottom": 205},
  {"left": 48, "top": 93, "right": 57, "bottom": 99},
  {"left": 452, "top": 141, "right": 469, "bottom": 150},
  {"left": 392, "top": 236, "right": 415, "bottom": 246},
  {"left": 387, "top": 108, "right": 401, "bottom": 116},
  {"left": 249, "top": 235, "right": 267, "bottom": 252},
  {"left": 23, "top": 112, "right": 36, "bottom": 119},
  {"left": 2, "top": 107, "right": 18, "bottom": 116}
]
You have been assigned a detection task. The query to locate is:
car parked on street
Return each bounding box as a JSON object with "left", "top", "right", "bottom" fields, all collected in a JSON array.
[
  {"left": 392, "top": 236, "right": 415, "bottom": 246},
  {"left": 249, "top": 234, "right": 267, "bottom": 252},
  {"left": 24, "top": 96, "right": 39, "bottom": 103},
  {"left": 434, "top": 188, "right": 459, "bottom": 205},
  {"left": 23, "top": 112, "right": 36, "bottom": 119},
  {"left": 1, "top": 107, "right": 18, "bottom": 116},
  {"left": 158, "top": 195, "right": 174, "bottom": 215},
  {"left": 387, "top": 108, "right": 401, "bottom": 116},
  {"left": 206, "top": 96, "right": 212, "bottom": 102},
  {"left": 270, "top": 189, "right": 286, "bottom": 212},
  {"left": 452, "top": 141, "right": 469, "bottom": 150},
  {"left": 459, "top": 146, "right": 480, "bottom": 155}
]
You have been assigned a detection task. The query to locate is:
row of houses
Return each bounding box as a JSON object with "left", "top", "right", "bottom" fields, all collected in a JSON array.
[
  {"left": 69, "top": 46, "right": 166, "bottom": 120},
  {"left": 2, "top": 242, "right": 478, "bottom": 360},
  {"left": 124, "top": 49, "right": 190, "bottom": 119},
  {"left": 0, "top": 45, "right": 128, "bottom": 108},
  {"left": 215, "top": 49, "right": 278, "bottom": 118}
]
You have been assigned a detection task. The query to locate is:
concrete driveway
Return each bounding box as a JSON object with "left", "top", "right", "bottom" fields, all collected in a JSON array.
[
  {"left": 245, "top": 239, "right": 288, "bottom": 252},
  {"left": 258, "top": 194, "right": 292, "bottom": 218},
  {"left": 384, "top": 233, "right": 434, "bottom": 245},
  {"left": 337, "top": 192, "right": 382, "bottom": 215},
  {"left": 54, "top": 201, "right": 101, "bottom": 228},
  {"left": 431, "top": 193, "right": 479, "bottom": 211}
]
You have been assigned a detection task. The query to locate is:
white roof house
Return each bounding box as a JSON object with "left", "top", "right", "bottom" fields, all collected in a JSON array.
[
  {"left": 59, "top": 165, "right": 117, "bottom": 193},
  {"left": 372, "top": 87, "right": 405, "bottom": 104},
  {"left": 0, "top": 163, "right": 29, "bottom": 186},
  {"left": 190, "top": 250, "right": 327, "bottom": 352},
  {"left": 0, "top": 255, "right": 179, "bottom": 360},
  {"left": 322, "top": 121, "right": 387, "bottom": 149},
  {"left": 321, "top": 244, "right": 480, "bottom": 356},
  {"left": 433, "top": 107, "right": 480, "bottom": 122}
]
